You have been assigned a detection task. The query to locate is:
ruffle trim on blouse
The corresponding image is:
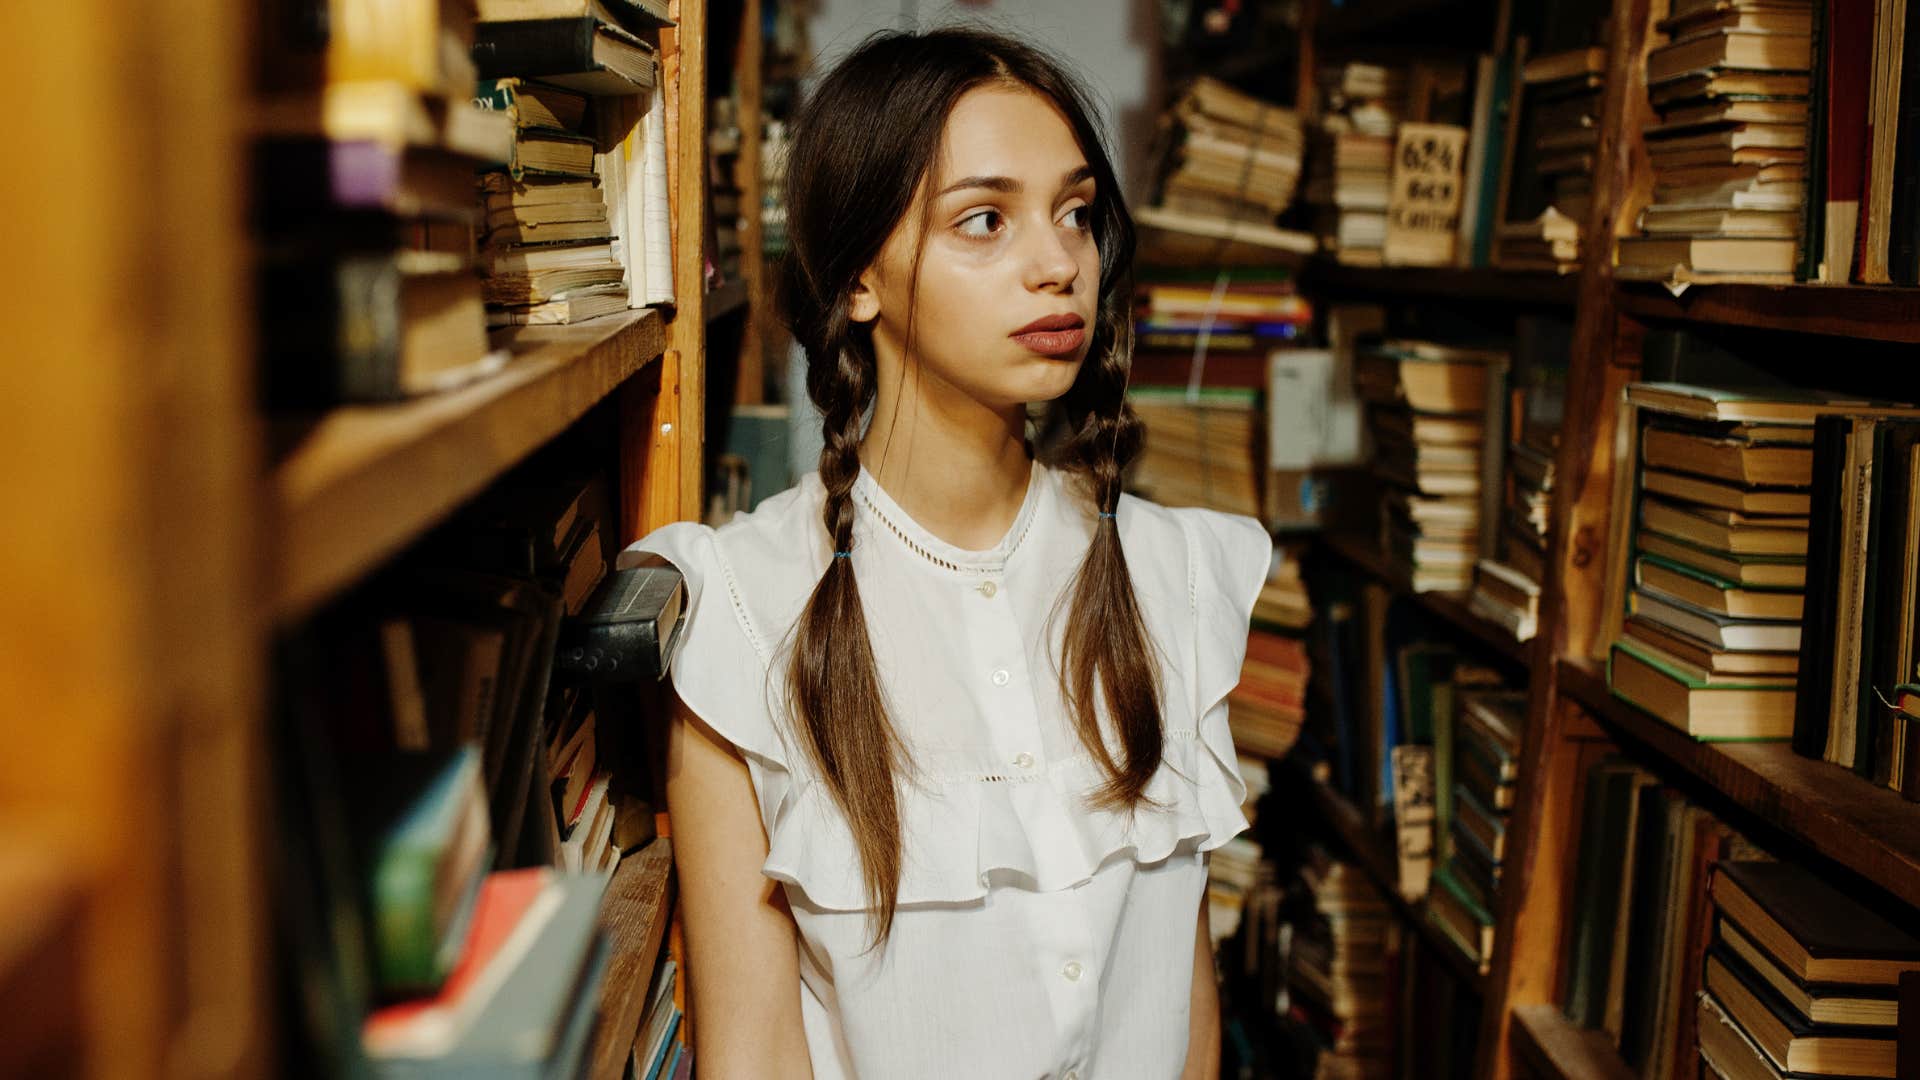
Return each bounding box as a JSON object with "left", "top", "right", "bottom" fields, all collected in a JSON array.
[
  {"left": 759, "top": 716, "right": 1252, "bottom": 912},
  {"left": 626, "top": 494, "right": 1273, "bottom": 916}
]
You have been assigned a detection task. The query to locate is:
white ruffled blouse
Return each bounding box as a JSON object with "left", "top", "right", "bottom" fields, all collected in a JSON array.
[{"left": 622, "top": 458, "right": 1270, "bottom": 1080}]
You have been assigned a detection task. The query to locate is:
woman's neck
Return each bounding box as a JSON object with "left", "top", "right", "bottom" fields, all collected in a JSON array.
[{"left": 860, "top": 366, "right": 1033, "bottom": 552}]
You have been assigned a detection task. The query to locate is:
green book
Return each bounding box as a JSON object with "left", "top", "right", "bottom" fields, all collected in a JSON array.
[{"left": 344, "top": 746, "right": 495, "bottom": 996}]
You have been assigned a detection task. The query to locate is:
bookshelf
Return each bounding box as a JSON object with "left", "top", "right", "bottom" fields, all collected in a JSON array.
[
  {"left": 1280, "top": 0, "right": 1920, "bottom": 1077},
  {"left": 274, "top": 311, "right": 668, "bottom": 622},
  {"left": 587, "top": 838, "right": 677, "bottom": 1080},
  {"left": 0, "top": 0, "right": 725, "bottom": 1072},
  {"left": 1305, "top": 261, "right": 1580, "bottom": 308}
]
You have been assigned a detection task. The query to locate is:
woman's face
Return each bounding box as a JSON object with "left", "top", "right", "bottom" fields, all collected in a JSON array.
[{"left": 850, "top": 83, "right": 1102, "bottom": 413}]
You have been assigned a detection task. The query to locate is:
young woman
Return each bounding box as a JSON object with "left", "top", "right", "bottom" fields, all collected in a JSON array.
[{"left": 625, "top": 26, "right": 1270, "bottom": 1079}]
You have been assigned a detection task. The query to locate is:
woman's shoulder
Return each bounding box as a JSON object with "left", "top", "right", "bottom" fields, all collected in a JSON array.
[
  {"left": 619, "top": 472, "right": 830, "bottom": 660},
  {"left": 1113, "top": 492, "right": 1271, "bottom": 614}
]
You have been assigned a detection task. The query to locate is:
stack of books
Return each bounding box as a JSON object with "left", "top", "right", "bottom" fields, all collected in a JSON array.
[
  {"left": 630, "top": 957, "right": 688, "bottom": 1080},
  {"left": 1152, "top": 77, "right": 1305, "bottom": 227},
  {"left": 1492, "top": 46, "right": 1605, "bottom": 274},
  {"left": 472, "top": 2, "right": 672, "bottom": 323},
  {"left": 475, "top": 78, "right": 630, "bottom": 325},
  {"left": 1129, "top": 268, "right": 1311, "bottom": 385},
  {"left": 1136, "top": 80, "right": 1316, "bottom": 263},
  {"left": 1598, "top": 384, "right": 1915, "bottom": 741},
  {"left": 1697, "top": 860, "right": 1917, "bottom": 1080},
  {"left": 1619, "top": 0, "right": 1813, "bottom": 284},
  {"left": 362, "top": 864, "right": 614, "bottom": 1077},
  {"left": 1230, "top": 628, "right": 1309, "bottom": 761},
  {"left": 1305, "top": 62, "right": 1406, "bottom": 266},
  {"left": 1288, "top": 851, "right": 1398, "bottom": 1080},
  {"left": 1356, "top": 340, "right": 1510, "bottom": 592},
  {"left": 1124, "top": 386, "right": 1265, "bottom": 518},
  {"left": 253, "top": 0, "right": 513, "bottom": 404},
  {"left": 1426, "top": 688, "right": 1523, "bottom": 977},
  {"left": 1470, "top": 321, "right": 1569, "bottom": 641}
]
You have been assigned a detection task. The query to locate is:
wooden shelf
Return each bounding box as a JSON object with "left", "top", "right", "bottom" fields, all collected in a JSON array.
[
  {"left": 271, "top": 309, "right": 667, "bottom": 622},
  {"left": 1615, "top": 281, "right": 1920, "bottom": 344},
  {"left": 1305, "top": 261, "right": 1580, "bottom": 308},
  {"left": 1309, "top": 781, "right": 1490, "bottom": 995},
  {"left": 588, "top": 837, "right": 676, "bottom": 1080},
  {"left": 1320, "top": 532, "right": 1532, "bottom": 667},
  {"left": 1556, "top": 656, "right": 1920, "bottom": 910},
  {"left": 705, "top": 278, "right": 748, "bottom": 323},
  {"left": 1510, "top": 1005, "right": 1636, "bottom": 1080}
]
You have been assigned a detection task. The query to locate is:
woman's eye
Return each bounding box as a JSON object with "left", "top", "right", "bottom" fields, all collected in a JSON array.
[
  {"left": 1061, "top": 204, "right": 1092, "bottom": 230},
  {"left": 957, "top": 209, "right": 1002, "bottom": 238}
]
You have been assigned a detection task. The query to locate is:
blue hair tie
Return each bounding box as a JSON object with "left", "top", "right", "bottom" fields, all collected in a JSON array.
[
  {"left": 1098, "top": 512, "right": 1116, "bottom": 520},
  {"left": 834, "top": 551, "right": 852, "bottom": 559}
]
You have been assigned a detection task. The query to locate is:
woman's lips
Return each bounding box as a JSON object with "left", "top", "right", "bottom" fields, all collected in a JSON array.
[
  {"left": 1009, "top": 324, "right": 1086, "bottom": 356},
  {"left": 1010, "top": 311, "right": 1086, "bottom": 356}
]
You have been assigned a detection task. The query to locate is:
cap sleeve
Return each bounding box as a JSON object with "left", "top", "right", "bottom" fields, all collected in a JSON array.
[
  {"left": 1180, "top": 509, "right": 1273, "bottom": 818},
  {"left": 619, "top": 522, "right": 789, "bottom": 772}
]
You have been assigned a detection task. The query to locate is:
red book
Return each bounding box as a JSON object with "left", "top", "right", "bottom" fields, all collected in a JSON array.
[{"left": 363, "top": 868, "right": 558, "bottom": 1056}]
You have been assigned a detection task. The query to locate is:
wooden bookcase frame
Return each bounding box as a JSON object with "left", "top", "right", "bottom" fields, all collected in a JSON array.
[
  {"left": 0, "top": 0, "right": 759, "bottom": 1073},
  {"left": 1293, "top": 1, "right": 1920, "bottom": 1078}
]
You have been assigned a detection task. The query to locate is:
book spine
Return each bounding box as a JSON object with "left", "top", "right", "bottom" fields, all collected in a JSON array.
[
  {"left": 1801, "top": 0, "right": 1829, "bottom": 281},
  {"left": 1794, "top": 417, "right": 1847, "bottom": 759},
  {"left": 1887, "top": 2, "right": 1920, "bottom": 283},
  {"left": 472, "top": 18, "right": 600, "bottom": 80}
]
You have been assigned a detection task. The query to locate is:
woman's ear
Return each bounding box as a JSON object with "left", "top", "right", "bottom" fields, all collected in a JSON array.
[{"left": 848, "top": 273, "right": 881, "bottom": 323}]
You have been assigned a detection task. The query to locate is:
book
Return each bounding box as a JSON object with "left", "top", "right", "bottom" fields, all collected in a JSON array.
[
  {"left": 1704, "top": 945, "right": 1896, "bottom": 1078},
  {"left": 1641, "top": 496, "right": 1811, "bottom": 556},
  {"left": 1636, "top": 532, "right": 1806, "bottom": 588},
  {"left": 1721, "top": 917, "right": 1902, "bottom": 1028},
  {"left": 1642, "top": 467, "right": 1813, "bottom": 515},
  {"left": 1609, "top": 639, "right": 1796, "bottom": 739},
  {"left": 362, "top": 867, "right": 612, "bottom": 1069},
  {"left": 1622, "top": 614, "right": 1800, "bottom": 676},
  {"left": 1712, "top": 860, "right": 1920, "bottom": 987},
  {"left": 476, "top": 0, "right": 673, "bottom": 29},
  {"left": 472, "top": 18, "right": 659, "bottom": 96},
  {"left": 1635, "top": 554, "right": 1805, "bottom": 619},
  {"left": 342, "top": 748, "right": 494, "bottom": 997},
  {"left": 1649, "top": 31, "right": 1815, "bottom": 84},
  {"left": 1634, "top": 588, "right": 1804, "bottom": 652}
]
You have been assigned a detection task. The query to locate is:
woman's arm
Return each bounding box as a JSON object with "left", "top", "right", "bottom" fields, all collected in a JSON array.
[
  {"left": 664, "top": 692, "right": 814, "bottom": 1079},
  {"left": 1182, "top": 867, "right": 1222, "bottom": 1080}
]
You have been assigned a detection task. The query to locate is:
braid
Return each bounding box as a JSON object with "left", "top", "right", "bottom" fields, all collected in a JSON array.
[
  {"left": 786, "top": 302, "right": 910, "bottom": 951},
  {"left": 1049, "top": 272, "right": 1165, "bottom": 813}
]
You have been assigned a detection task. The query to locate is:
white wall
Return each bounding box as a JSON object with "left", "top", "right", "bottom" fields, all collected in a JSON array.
[{"left": 801, "top": 0, "right": 1163, "bottom": 204}]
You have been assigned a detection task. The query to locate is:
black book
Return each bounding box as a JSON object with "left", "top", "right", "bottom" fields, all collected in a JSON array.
[
  {"left": 471, "top": 18, "right": 656, "bottom": 97},
  {"left": 1792, "top": 416, "right": 1850, "bottom": 760},
  {"left": 1799, "top": 0, "right": 1829, "bottom": 282},
  {"left": 1888, "top": 1, "right": 1920, "bottom": 283},
  {"left": 554, "top": 560, "right": 687, "bottom": 683}
]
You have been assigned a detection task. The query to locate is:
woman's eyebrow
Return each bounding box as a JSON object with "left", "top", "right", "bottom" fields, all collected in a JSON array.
[{"left": 934, "top": 164, "right": 1096, "bottom": 199}]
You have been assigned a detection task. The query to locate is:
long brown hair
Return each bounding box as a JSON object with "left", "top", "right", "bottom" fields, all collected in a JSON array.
[{"left": 776, "top": 26, "right": 1158, "bottom": 948}]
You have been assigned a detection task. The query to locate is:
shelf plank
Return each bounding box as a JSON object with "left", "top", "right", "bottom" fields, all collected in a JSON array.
[
  {"left": 1511, "top": 1004, "right": 1638, "bottom": 1080},
  {"left": 1320, "top": 532, "right": 1532, "bottom": 667},
  {"left": 272, "top": 309, "right": 667, "bottom": 622},
  {"left": 588, "top": 837, "right": 676, "bottom": 1080},
  {"left": 1308, "top": 781, "right": 1490, "bottom": 995},
  {"left": 1557, "top": 656, "right": 1920, "bottom": 910},
  {"left": 1616, "top": 282, "right": 1920, "bottom": 344},
  {"left": 1305, "top": 261, "right": 1579, "bottom": 307}
]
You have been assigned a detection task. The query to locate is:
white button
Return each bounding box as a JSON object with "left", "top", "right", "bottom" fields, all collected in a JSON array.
[
  {"left": 1061, "top": 960, "right": 1082, "bottom": 982},
  {"left": 991, "top": 669, "right": 1010, "bottom": 686},
  {"left": 1013, "top": 752, "right": 1034, "bottom": 769},
  {"left": 977, "top": 580, "right": 998, "bottom": 598}
]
